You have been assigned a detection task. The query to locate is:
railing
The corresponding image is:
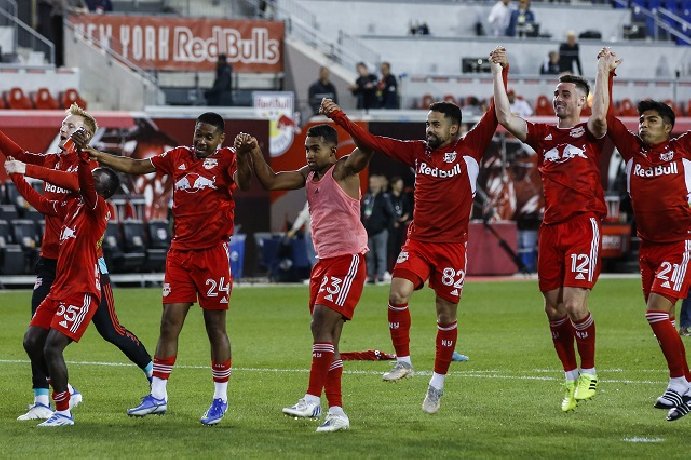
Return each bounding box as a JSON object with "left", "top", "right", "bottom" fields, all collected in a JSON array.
[
  {"left": 0, "top": 5, "right": 55, "bottom": 65},
  {"left": 612, "top": 0, "right": 691, "bottom": 45}
]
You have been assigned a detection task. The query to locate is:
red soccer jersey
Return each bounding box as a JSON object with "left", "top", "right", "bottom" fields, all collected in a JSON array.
[
  {"left": 10, "top": 161, "right": 109, "bottom": 299},
  {"left": 524, "top": 122, "right": 607, "bottom": 225},
  {"left": 331, "top": 107, "right": 498, "bottom": 243},
  {"left": 607, "top": 116, "right": 691, "bottom": 243},
  {"left": 150, "top": 146, "right": 238, "bottom": 250}
]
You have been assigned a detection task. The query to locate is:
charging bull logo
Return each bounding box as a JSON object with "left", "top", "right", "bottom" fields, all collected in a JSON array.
[
  {"left": 174, "top": 172, "right": 217, "bottom": 193},
  {"left": 543, "top": 143, "right": 588, "bottom": 165},
  {"left": 60, "top": 226, "right": 76, "bottom": 242}
]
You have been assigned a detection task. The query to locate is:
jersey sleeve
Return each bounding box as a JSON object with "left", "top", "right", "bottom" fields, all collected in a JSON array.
[
  {"left": 150, "top": 148, "right": 175, "bottom": 174},
  {"left": 78, "top": 153, "right": 99, "bottom": 211},
  {"left": 606, "top": 114, "right": 637, "bottom": 161},
  {"left": 462, "top": 65, "right": 507, "bottom": 160},
  {"left": 9, "top": 173, "right": 61, "bottom": 216},
  {"left": 226, "top": 149, "right": 239, "bottom": 193},
  {"left": 524, "top": 122, "right": 547, "bottom": 154},
  {"left": 25, "top": 164, "right": 79, "bottom": 191},
  {"left": 0, "top": 131, "right": 49, "bottom": 165}
]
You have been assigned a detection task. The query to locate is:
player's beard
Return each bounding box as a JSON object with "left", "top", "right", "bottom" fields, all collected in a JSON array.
[{"left": 427, "top": 134, "right": 442, "bottom": 150}]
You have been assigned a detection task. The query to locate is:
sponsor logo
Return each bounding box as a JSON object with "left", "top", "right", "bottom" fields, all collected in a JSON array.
[
  {"left": 632, "top": 162, "right": 678, "bottom": 178},
  {"left": 220, "top": 296, "right": 228, "bottom": 304},
  {"left": 163, "top": 283, "right": 171, "bottom": 296},
  {"left": 417, "top": 162, "right": 462, "bottom": 179},
  {"left": 450, "top": 289, "right": 459, "bottom": 296},
  {"left": 59, "top": 320, "right": 68, "bottom": 328},
  {"left": 660, "top": 151, "right": 674, "bottom": 162},
  {"left": 60, "top": 226, "right": 76, "bottom": 241},
  {"left": 44, "top": 183, "right": 70, "bottom": 195},
  {"left": 203, "top": 158, "right": 218, "bottom": 169},
  {"left": 545, "top": 133, "right": 552, "bottom": 141},
  {"left": 570, "top": 126, "right": 585, "bottom": 138},
  {"left": 397, "top": 251, "right": 409, "bottom": 264},
  {"left": 174, "top": 172, "right": 217, "bottom": 193},
  {"left": 543, "top": 143, "right": 588, "bottom": 164},
  {"left": 178, "top": 164, "right": 186, "bottom": 170},
  {"left": 443, "top": 152, "right": 456, "bottom": 164}
]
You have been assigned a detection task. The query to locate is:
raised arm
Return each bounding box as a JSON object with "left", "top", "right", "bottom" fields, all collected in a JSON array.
[
  {"left": 25, "top": 164, "right": 79, "bottom": 191},
  {"left": 491, "top": 48, "right": 528, "bottom": 142},
  {"left": 0, "top": 131, "right": 50, "bottom": 165},
  {"left": 234, "top": 133, "right": 307, "bottom": 191},
  {"left": 87, "top": 148, "right": 156, "bottom": 174},
  {"left": 4, "top": 158, "right": 60, "bottom": 216},
  {"left": 234, "top": 146, "right": 252, "bottom": 192},
  {"left": 588, "top": 48, "right": 620, "bottom": 139},
  {"left": 77, "top": 151, "right": 99, "bottom": 211}
]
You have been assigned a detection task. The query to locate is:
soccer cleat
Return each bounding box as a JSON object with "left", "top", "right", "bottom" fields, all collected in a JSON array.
[
  {"left": 382, "top": 361, "right": 414, "bottom": 382},
  {"left": 127, "top": 394, "right": 167, "bottom": 416},
  {"left": 200, "top": 398, "right": 228, "bottom": 426},
  {"left": 37, "top": 412, "right": 74, "bottom": 427},
  {"left": 655, "top": 388, "right": 685, "bottom": 410},
  {"left": 17, "top": 402, "right": 53, "bottom": 421},
  {"left": 422, "top": 385, "right": 443, "bottom": 414},
  {"left": 451, "top": 352, "right": 469, "bottom": 362},
  {"left": 316, "top": 412, "right": 350, "bottom": 432},
  {"left": 282, "top": 398, "right": 321, "bottom": 418},
  {"left": 69, "top": 387, "right": 83, "bottom": 409},
  {"left": 666, "top": 394, "right": 691, "bottom": 422},
  {"left": 574, "top": 373, "right": 598, "bottom": 401},
  {"left": 561, "top": 381, "right": 577, "bottom": 412}
]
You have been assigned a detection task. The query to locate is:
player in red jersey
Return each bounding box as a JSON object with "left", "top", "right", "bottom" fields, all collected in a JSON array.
[
  {"left": 5, "top": 150, "right": 120, "bottom": 427},
  {"left": 321, "top": 47, "right": 509, "bottom": 414},
  {"left": 602, "top": 58, "right": 691, "bottom": 420},
  {"left": 492, "top": 46, "right": 611, "bottom": 411},
  {"left": 234, "top": 118, "right": 373, "bottom": 432},
  {"left": 0, "top": 105, "right": 152, "bottom": 422},
  {"left": 88, "top": 112, "right": 252, "bottom": 425}
]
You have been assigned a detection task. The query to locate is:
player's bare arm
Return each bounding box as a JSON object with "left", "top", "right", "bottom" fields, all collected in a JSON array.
[
  {"left": 86, "top": 147, "right": 156, "bottom": 174},
  {"left": 234, "top": 142, "right": 253, "bottom": 192},
  {"left": 589, "top": 48, "right": 620, "bottom": 139},
  {"left": 234, "top": 132, "right": 307, "bottom": 191},
  {"left": 491, "top": 47, "right": 528, "bottom": 142}
]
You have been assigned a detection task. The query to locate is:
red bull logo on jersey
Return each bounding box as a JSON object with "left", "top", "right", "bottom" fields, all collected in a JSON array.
[
  {"left": 45, "top": 183, "right": 70, "bottom": 195},
  {"left": 633, "top": 162, "right": 678, "bottom": 178},
  {"left": 417, "top": 162, "right": 462, "bottom": 179},
  {"left": 174, "top": 172, "right": 217, "bottom": 193},
  {"left": 60, "top": 226, "right": 76, "bottom": 241},
  {"left": 543, "top": 143, "right": 588, "bottom": 164}
]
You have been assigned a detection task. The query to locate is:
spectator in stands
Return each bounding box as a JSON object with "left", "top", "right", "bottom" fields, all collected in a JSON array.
[
  {"left": 45, "top": 0, "right": 89, "bottom": 67},
  {"left": 377, "top": 62, "right": 399, "bottom": 110},
  {"left": 287, "top": 201, "right": 316, "bottom": 268},
  {"left": 205, "top": 54, "right": 233, "bottom": 106},
  {"left": 680, "top": 293, "right": 691, "bottom": 336},
  {"left": 350, "top": 62, "right": 378, "bottom": 111},
  {"left": 84, "top": 0, "right": 112, "bottom": 14},
  {"left": 508, "top": 89, "right": 534, "bottom": 117},
  {"left": 488, "top": 0, "right": 512, "bottom": 37},
  {"left": 387, "top": 176, "right": 411, "bottom": 273},
  {"left": 308, "top": 66, "right": 338, "bottom": 116},
  {"left": 506, "top": 0, "right": 536, "bottom": 37},
  {"left": 463, "top": 96, "right": 485, "bottom": 117},
  {"left": 559, "top": 31, "right": 582, "bottom": 76},
  {"left": 539, "top": 50, "right": 561, "bottom": 75},
  {"left": 362, "top": 175, "right": 394, "bottom": 284}
]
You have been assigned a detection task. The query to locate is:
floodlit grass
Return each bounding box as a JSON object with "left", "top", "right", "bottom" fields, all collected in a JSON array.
[{"left": 1, "top": 278, "right": 690, "bottom": 458}]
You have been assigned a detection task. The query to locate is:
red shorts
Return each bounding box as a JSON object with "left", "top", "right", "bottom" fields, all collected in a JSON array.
[
  {"left": 640, "top": 239, "right": 691, "bottom": 302},
  {"left": 163, "top": 242, "right": 233, "bottom": 309},
  {"left": 31, "top": 292, "right": 99, "bottom": 342},
  {"left": 538, "top": 213, "right": 602, "bottom": 292},
  {"left": 309, "top": 253, "right": 366, "bottom": 320},
  {"left": 392, "top": 239, "right": 467, "bottom": 304}
]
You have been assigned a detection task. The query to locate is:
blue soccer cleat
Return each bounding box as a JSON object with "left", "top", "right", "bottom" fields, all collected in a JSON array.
[
  {"left": 200, "top": 398, "right": 228, "bottom": 426},
  {"left": 127, "top": 394, "right": 167, "bottom": 416},
  {"left": 451, "top": 352, "right": 469, "bottom": 362},
  {"left": 37, "top": 412, "right": 74, "bottom": 427}
]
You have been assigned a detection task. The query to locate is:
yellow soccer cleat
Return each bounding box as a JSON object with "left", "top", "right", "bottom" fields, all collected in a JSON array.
[
  {"left": 561, "top": 381, "right": 577, "bottom": 412},
  {"left": 574, "top": 373, "right": 598, "bottom": 401}
]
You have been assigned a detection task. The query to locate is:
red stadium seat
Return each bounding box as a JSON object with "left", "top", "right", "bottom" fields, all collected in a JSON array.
[
  {"left": 616, "top": 98, "right": 637, "bottom": 116},
  {"left": 5, "top": 87, "right": 33, "bottom": 110},
  {"left": 581, "top": 103, "right": 592, "bottom": 117},
  {"left": 32, "top": 88, "right": 60, "bottom": 110},
  {"left": 534, "top": 95, "right": 552, "bottom": 116},
  {"left": 419, "top": 93, "right": 434, "bottom": 110},
  {"left": 663, "top": 99, "right": 683, "bottom": 117},
  {"left": 443, "top": 94, "right": 458, "bottom": 105},
  {"left": 687, "top": 99, "right": 691, "bottom": 117},
  {"left": 60, "top": 88, "right": 87, "bottom": 110}
]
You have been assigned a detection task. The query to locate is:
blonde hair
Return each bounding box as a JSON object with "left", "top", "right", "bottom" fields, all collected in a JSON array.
[{"left": 68, "top": 103, "right": 98, "bottom": 134}]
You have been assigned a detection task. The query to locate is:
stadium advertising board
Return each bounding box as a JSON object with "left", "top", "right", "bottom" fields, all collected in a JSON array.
[{"left": 69, "top": 15, "right": 284, "bottom": 72}]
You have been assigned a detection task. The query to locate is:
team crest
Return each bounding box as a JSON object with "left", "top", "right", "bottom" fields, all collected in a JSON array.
[
  {"left": 397, "top": 251, "right": 409, "bottom": 264},
  {"left": 163, "top": 283, "right": 171, "bottom": 296},
  {"left": 570, "top": 126, "right": 585, "bottom": 138},
  {"left": 203, "top": 158, "right": 218, "bottom": 169},
  {"left": 443, "top": 152, "right": 457, "bottom": 164},
  {"left": 660, "top": 151, "right": 674, "bottom": 162}
]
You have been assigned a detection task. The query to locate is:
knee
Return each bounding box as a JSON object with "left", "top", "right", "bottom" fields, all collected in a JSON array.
[
  {"left": 563, "top": 301, "right": 587, "bottom": 320},
  {"left": 23, "top": 331, "right": 41, "bottom": 355},
  {"left": 544, "top": 302, "right": 561, "bottom": 320},
  {"left": 388, "top": 289, "right": 410, "bottom": 306}
]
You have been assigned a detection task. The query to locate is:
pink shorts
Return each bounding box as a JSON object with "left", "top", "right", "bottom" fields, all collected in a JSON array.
[
  {"left": 640, "top": 239, "right": 691, "bottom": 302},
  {"left": 309, "top": 253, "right": 367, "bottom": 320},
  {"left": 392, "top": 239, "right": 467, "bottom": 304},
  {"left": 538, "top": 213, "right": 602, "bottom": 292},
  {"left": 31, "top": 293, "right": 99, "bottom": 342},
  {"left": 163, "top": 242, "right": 233, "bottom": 309}
]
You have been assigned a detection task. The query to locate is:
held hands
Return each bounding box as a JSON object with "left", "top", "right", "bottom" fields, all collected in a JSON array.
[
  {"left": 233, "top": 132, "right": 258, "bottom": 156},
  {"left": 319, "top": 98, "right": 342, "bottom": 117},
  {"left": 489, "top": 46, "right": 508, "bottom": 74},
  {"left": 597, "top": 47, "right": 621, "bottom": 72},
  {"left": 70, "top": 127, "right": 91, "bottom": 151},
  {"left": 4, "top": 157, "right": 26, "bottom": 174}
]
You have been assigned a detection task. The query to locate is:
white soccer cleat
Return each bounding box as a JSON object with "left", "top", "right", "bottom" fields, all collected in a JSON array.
[
  {"left": 37, "top": 412, "right": 74, "bottom": 427},
  {"left": 382, "top": 361, "right": 414, "bottom": 382},
  {"left": 17, "top": 402, "right": 53, "bottom": 421},
  {"left": 316, "top": 411, "right": 349, "bottom": 432},
  {"left": 282, "top": 398, "right": 321, "bottom": 418},
  {"left": 422, "top": 385, "right": 443, "bottom": 414},
  {"left": 69, "top": 387, "right": 83, "bottom": 409}
]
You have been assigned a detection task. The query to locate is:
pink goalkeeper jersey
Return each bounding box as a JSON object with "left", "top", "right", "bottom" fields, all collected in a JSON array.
[{"left": 307, "top": 165, "right": 368, "bottom": 259}]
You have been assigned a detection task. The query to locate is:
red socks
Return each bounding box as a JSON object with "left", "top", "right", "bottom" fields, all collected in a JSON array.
[
  {"left": 388, "top": 303, "right": 411, "bottom": 357},
  {"left": 572, "top": 313, "right": 596, "bottom": 370},
  {"left": 434, "top": 321, "right": 457, "bottom": 375},
  {"left": 549, "top": 316, "right": 578, "bottom": 372},
  {"left": 325, "top": 359, "right": 344, "bottom": 408},
  {"left": 212, "top": 358, "right": 232, "bottom": 383},
  {"left": 647, "top": 310, "right": 687, "bottom": 378},
  {"left": 52, "top": 390, "right": 70, "bottom": 411},
  {"left": 306, "top": 342, "right": 334, "bottom": 398},
  {"left": 152, "top": 355, "right": 176, "bottom": 380}
]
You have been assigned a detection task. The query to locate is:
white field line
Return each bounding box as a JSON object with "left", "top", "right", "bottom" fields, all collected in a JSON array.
[{"left": 0, "top": 359, "right": 667, "bottom": 385}]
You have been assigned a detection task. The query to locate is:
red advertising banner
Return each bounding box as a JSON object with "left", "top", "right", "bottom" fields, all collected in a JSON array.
[{"left": 69, "top": 15, "right": 284, "bottom": 72}]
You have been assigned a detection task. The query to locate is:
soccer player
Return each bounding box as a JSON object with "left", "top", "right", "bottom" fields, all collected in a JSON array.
[
  {"left": 234, "top": 120, "right": 372, "bottom": 432},
  {"left": 492, "top": 47, "right": 610, "bottom": 411},
  {"left": 0, "top": 105, "right": 153, "bottom": 422},
  {"left": 602, "top": 63, "right": 691, "bottom": 421},
  {"left": 5, "top": 152, "right": 120, "bottom": 426},
  {"left": 88, "top": 112, "right": 252, "bottom": 425},
  {"left": 319, "top": 47, "right": 509, "bottom": 414}
]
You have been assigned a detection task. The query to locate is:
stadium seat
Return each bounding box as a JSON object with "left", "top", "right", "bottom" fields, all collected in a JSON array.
[
  {"left": 419, "top": 94, "right": 434, "bottom": 110},
  {"left": 3, "top": 181, "right": 18, "bottom": 205},
  {"left": 5, "top": 87, "right": 33, "bottom": 110},
  {"left": 0, "top": 219, "right": 24, "bottom": 275},
  {"left": 616, "top": 98, "right": 638, "bottom": 116},
  {"left": 102, "top": 221, "right": 124, "bottom": 272},
  {"left": 0, "top": 204, "right": 19, "bottom": 221},
  {"left": 144, "top": 220, "right": 169, "bottom": 272},
  {"left": 443, "top": 94, "right": 458, "bottom": 105},
  {"left": 534, "top": 95, "right": 552, "bottom": 116},
  {"left": 60, "top": 88, "right": 87, "bottom": 110},
  {"left": 32, "top": 88, "right": 60, "bottom": 110},
  {"left": 11, "top": 218, "right": 39, "bottom": 272},
  {"left": 120, "top": 220, "right": 146, "bottom": 272},
  {"left": 581, "top": 103, "right": 592, "bottom": 117},
  {"left": 664, "top": 99, "right": 683, "bottom": 117}
]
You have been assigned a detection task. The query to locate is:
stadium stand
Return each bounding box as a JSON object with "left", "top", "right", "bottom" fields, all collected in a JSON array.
[{"left": 0, "top": 219, "right": 24, "bottom": 275}]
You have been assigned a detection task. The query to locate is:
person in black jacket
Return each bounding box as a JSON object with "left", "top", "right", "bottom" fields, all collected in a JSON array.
[
  {"left": 377, "top": 62, "right": 399, "bottom": 109},
  {"left": 387, "top": 176, "right": 412, "bottom": 272},
  {"left": 308, "top": 66, "right": 338, "bottom": 116},
  {"left": 206, "top": 54, "right": 233, "bottom": 106},
  {"left": 362, "top": 175, "right": 394, "bottom": 283},
  {"left": 559, "top": 32, "right": 582, "bottom": 75},
  {"left": 350, "top": 62, "right": 378, "bottom": 111}
]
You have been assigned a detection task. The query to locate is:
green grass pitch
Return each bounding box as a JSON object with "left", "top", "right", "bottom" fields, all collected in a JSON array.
[{"left": 1, "top": 278, "right": 690, "bottom": 458}]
